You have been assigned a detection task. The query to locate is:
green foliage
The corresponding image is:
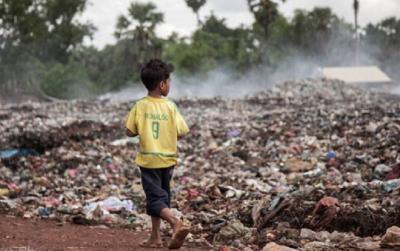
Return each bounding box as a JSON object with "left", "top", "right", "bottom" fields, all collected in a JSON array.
[
  {"left": 41, "top": 2, "right": 167, "bottom": 95},
  {"left": 364, "top": 17, "right": 400, "bottom": 78},
  {"left": 185, "top": 0, "right": 206, "bottom": 13},
  {"left": 248, "top": 0, "right": 286, "bottom": 38},
  {"left": 40, "top": 62, "right": 96, "bottom": 99},
  {"left": 184, "top": 0, "right": 206, "bottom": 24},
  {"left": 2, "top": 0, "right": 400, "bottom": 100},
  {"left": 0, "top": 0, "right": 93, "bottom": 97},
  {"left": 164, "top": 14, "right": 260, "bottom": 76},
  {"left": 0, "top": 0, "right": 93, "bottom": 63},
  {"left": 288, "top": 8, "right": 354, "bottom": 60},
  {"left": 43, "top": 0, "right": 94, "bottom": 63},
  {"left": 115, "top": 2, "right": 163, "bottom": 38},
  {"left": 111, "top": 2, "right": 163, "bottom": 88}
]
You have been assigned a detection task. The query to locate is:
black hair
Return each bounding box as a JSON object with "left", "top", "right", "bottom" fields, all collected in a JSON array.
[{"left": 140, "top": 59, "right": 174, "bottom": 91}]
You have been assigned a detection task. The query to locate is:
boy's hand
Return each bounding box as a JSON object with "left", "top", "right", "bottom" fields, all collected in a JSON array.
[{"left": 126, "top": 128, "right": 138, "bottom": 137}]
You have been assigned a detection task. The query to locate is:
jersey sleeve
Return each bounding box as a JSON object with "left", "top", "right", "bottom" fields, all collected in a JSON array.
[
  {"left": 125, "top": 104, "right": 138, "bottom": 134},
  {"left": 175, "top": 105, "right": 189, "bottom": 136}
]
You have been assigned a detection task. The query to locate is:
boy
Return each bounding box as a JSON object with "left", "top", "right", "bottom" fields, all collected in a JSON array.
[{"left": 125, "top": 59, "right": 190, "bottom": 249}]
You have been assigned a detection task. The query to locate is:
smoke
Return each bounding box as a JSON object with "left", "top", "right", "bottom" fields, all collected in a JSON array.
[
  {"left": 100, "top": 57, "right": 321, "bottom": 102},
  {"left": 101, "top": 44, "right": 390, "bottom": 103},
  {"left": 101, "top": 17, "right": 400, "bottom": 102},
  {"left": 393, "top": 85, "right": 400, "bottom": 95},
  {"left": 170, "top": 69, "right": 270, "bottom": 99},
  {"left": 99, "top": 53, "right": 390, "bottom": 103}
]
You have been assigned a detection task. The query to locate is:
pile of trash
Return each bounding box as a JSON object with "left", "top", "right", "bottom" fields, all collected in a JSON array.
[{"left": 1, "top": 78, "right": 400, "bottom": 250}]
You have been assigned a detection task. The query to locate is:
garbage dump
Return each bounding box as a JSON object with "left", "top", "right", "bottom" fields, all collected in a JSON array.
[{"left": 1, "top": 78, "right": 400, "bottom": 250}]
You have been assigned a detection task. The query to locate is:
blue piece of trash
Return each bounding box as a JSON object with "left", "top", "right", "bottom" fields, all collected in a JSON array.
[
  {"left": 325, "top": 151, "right": 337, "bottom": 160},
  {"left": 226, "top": 129, "right": 241, "bottom": 138},
  {"left": 0, "top": 149, "right": 39, "bottom": 159},
  {"left": 38, "top": 207, "right": 51, "bottom": 217}
]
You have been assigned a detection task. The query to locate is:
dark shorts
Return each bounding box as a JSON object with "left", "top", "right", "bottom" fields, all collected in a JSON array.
[{"left": 139, "top": 166, "right": 174, "bottom": 217}]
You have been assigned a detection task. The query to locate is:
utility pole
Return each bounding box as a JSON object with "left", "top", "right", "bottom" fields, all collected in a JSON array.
[{"left": 353, "top": 0, "right": 360, "bottom": 65}]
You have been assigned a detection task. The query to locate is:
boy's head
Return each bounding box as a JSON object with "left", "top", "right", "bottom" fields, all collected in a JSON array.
[{"left": 140, "top": 59, "right": 174, "bottom": 97}]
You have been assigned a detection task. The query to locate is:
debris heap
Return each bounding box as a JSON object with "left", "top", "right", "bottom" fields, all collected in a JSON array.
[{"left": 1, "top": 78, "right": 400, "bottom": 250}]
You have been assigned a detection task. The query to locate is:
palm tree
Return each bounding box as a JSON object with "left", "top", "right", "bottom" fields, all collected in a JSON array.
[
  {"left": 184, "top": 0, "right": 207, "bottom": 26},
  {"left": 353, "top": 0, "right": 359, "bottom": 31},
  {"left": 114, "top": 2, "right": 164, "bottom": 64},
  {"left": 115, "top": 2, "right": 164, "bottom": 40},
  {"left": 247, "top": 0, "right": 286, "bottom": 37},
  {"left": 353, "top": 0, "right": 360, "bottom": 64}
]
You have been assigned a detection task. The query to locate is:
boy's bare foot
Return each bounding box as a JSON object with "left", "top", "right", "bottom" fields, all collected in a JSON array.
[
  {"left": 168, "top": 222, "right": 190, "bottom": 249},
  {"left": 139, "top": 237, "right": 163, "bottom": 248},
  {"left": 172, "top": 221, "right": 185, "bottom": 235}
]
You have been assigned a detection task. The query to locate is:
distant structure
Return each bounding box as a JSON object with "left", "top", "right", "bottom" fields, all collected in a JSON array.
[{"left": 321, "top": 66, "right": 392, "bottom": 87}]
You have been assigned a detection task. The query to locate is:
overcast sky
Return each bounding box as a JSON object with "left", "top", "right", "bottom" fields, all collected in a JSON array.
[{"left": 81, "top": 0, "right": 400, "bottom": 48}]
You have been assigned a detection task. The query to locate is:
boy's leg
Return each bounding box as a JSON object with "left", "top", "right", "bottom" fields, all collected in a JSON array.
[
  {"left": 159, "top": 167, "right": 180, "bottom": 230},
  {"left": 140, "top": 168, "right": 170, "bottom": 216},
  {"left": 140, "top": 166, "right": 189, "bottom": 248},
  {"left": 161, "top": 207, "right": 190, "bottom": 249},
  {"left": 160, "top": 207, "right": 183, "bottom": 232},
  {"left": 151, "top": 216, "right": 161, "bottom": 240},
  {"left": 159, "top": 167, "right": 190, "bottom": 249},
  {"left": 140, "top": 217, "right": 162, "bottom": 247},
  {"left": 139, "top": 167, "right": 166, "bottom": 247}
]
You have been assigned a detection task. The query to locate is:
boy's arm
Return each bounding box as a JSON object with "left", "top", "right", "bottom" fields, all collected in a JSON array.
[
  {"left": 178, "top": 125, "right": 195, "bottom": 140},
  {"left": 126, "top": 128, "right": 138, "bottom": 137},
  {"left": 175, "top": 107, "right": 189, "bottom": 137},
  {"left": 125, "top": 105, "right": 139, "bottom": 137}
]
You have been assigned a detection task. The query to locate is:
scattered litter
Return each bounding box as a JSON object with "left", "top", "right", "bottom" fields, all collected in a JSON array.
[{"left": 1, "top": 78, "right": 400, "bottom": 250}]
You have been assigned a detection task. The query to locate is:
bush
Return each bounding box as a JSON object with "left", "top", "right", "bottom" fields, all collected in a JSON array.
[{"left": 40, "top": 63, "right": 97, "bottom": 99}]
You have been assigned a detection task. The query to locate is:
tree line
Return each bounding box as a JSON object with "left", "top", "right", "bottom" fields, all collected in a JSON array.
[{"left": 0, "top": 0, "right": 399, "bottom": 99}]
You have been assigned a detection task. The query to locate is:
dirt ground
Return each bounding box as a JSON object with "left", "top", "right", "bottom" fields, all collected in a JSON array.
[{"left": 0, "top": 215, "right": 209, "bottom": 251}]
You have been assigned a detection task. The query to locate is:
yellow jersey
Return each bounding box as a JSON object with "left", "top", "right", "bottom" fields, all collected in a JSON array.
[{"left": 125, "top": 96, "right": 189, "bottom": 168}]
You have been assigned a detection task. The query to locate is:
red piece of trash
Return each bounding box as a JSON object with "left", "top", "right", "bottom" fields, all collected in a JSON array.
[
  {"left": 386, "top": 163, "right": 400, "bottom": 181},
  {"left": 187, "top": 188, "right": 200, "bottom": 199}
]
